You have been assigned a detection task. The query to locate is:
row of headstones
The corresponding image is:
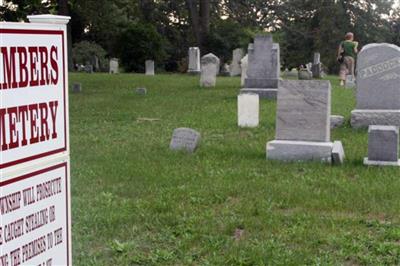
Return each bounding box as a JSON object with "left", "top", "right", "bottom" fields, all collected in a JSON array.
[
  {"left": 80, "top": 58, "right": 156, "bottom": 75},
  {"left": 283, "top": 53, "right": 326, "bottom": 81},
  {"left": 235, "top": 40, "right": 400, "bottom": 166}
]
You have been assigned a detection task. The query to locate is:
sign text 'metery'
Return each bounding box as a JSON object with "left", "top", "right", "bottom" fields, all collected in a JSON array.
[{"left": 0, "top": 28, "right": 67, "bottom": 169}]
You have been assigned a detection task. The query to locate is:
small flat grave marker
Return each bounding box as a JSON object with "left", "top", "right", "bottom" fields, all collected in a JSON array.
[{"left": 170, "top": 128, "right": 201, "bottom": 153}]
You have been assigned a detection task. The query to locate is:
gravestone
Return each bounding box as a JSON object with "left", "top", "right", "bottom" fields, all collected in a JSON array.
[
  {"left": 283, "top": 68, "right": 298, "bottom": 78},
  {"left": 330, "top": 115, "right": 344, "bottom": 128},
  {"left": 145, "top": 60, "right": 155, "bottom": 75},
  {"left": 220, "top": 63, "right": 230, "bottom": 76},
  {"left": 267, "top": 80, "right": 343, "bottom": 163},
  {"left": 84, "top": 64, "right": 93, "bottom": 73},
  {"left": 332, "top": 141, "right": 345, "bottom": 165},
  {"left": 136, "top": 87, "right": 147, "bottom": 95},
  {"left": 230, "top": 48, "right": 244, "bottom": 76},
  {"left": 238, "top": 93, "right": 259, "bottom": 127},
  {"left": 200, "top": 53, "right": 219, "bottom": 87},
  {"left": 312, "top": 52, "right": 322, "bottom": 78},
  {"left": 240, "top": 54, "right": 248, "bottom": 87},
  {"left": 351, "top": 43, "right": 400, "bottom": 128},
  {"left": 364, "top": 125, "right": 400, "bottom": 166},
  {"left": 72, "top": 83, "right": 82, "bottom": 93},
  {"left": 109, "top": 58, "right": 119, "bottom": 74},
  {"left": 170, "top": 128, "right": 201, "bottom": 153},
  {"left": 298, "top": 69, "right": 313, "bottom": 80},
  {"left": 345, "top": 75, "right": 356, "bottom": 89},
  {"left": 91, "top": 55, "right": 99, "bottom": 72},
  {"left": 188, "top": 47, "right": 201, "bottom": 74},
  {"left": 240, "top": 35, "right": 280, "bottom": 99}
]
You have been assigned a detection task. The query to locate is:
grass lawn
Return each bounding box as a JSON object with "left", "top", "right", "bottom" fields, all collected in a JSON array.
[{"left": 70, "top": 73, "right": 400, "bottom": 265}]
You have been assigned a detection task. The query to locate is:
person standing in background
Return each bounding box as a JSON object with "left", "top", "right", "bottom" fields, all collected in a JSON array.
[{"left": 337, "top": 32, "right": 358, "bottom": 86}]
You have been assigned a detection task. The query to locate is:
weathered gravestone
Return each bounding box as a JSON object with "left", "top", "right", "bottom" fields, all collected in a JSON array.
[
  {"left": 170, "top": 128, "right": 201, "bottom": 153},
  {"left": 241, "top": 35, "right": 280, "bottom": 99},
  {"left": 72, "top": 83, "right": 82, "bottom": 93},
  {"left": 230, "top": 48, "right": 244, "bottom": 76},
  {"left": 188, "top": 47, "right": 201, "bottom": 74},
  {"left": 136, "top": 87, "right": 147, "bottom": 95},
  {"left": 240, "top": 54, "right": 248, "bottom": 87},
  {"left": 330, "top": 115, "right": 345, "bottom": 128},
  {"left": 109, "top": 58, "right": 119, "bottom": 74},
  {"left": 84, "top": 64, "right": 93, "bottom": 73},
  {"left": 91, "top": 55, "right": 99, "bottom": 72},
  {"left": 145, "top": 60, "right": 155, "bottom": 75},
  {"left": 364, "top": 125, "right": 400, "bottom": 166},
  {"left": 298, "top": 69, "right": 313, "bottom": 80},
  {"left": 200, "top": 53, "right": 219, "bottom": 87},
  {"left": 351, "top": 43, "right": 400, "bottom": 128},
  {"left": 267, "top": 80, "right": 344, "bottom": 163},
  {"left": 345, "top": 75, "right": 356, "bottom": 89},
  {"left": 238, "top": 93, "right": 259, "bottom": 127},
  {"left": 312, "top": 52, "right": 322, "bottom": 78},
  {"left": 220, "top": 63, "right": 230, "bottom": 76}
]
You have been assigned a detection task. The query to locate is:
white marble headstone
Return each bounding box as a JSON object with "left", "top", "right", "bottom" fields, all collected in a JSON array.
[{"left": 238, "top": 93, "right": 259, "bottom": 127}]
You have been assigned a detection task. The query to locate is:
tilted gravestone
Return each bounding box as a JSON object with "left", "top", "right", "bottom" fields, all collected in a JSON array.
[
  {"left": 238, "top": 93, "right": 259, "bottom": 128},
  {"left": 188, "top": 47, "right": 201, "bottom": 74},
  {"left": 170, "top": 128, "right": 201, "bottom": 153},
  {"left": 240, "top": 54, "right": 249, "bottom": 87},
  {"left": 145, "top": 60, "right": 155, "bottom": 75},
  {"left": 200, "top": 53, "right": 219, "bottom": 87},
  {"left": 109, "top": 58, "right": 119, "bottom": 74},
  {"left": 364, "top": 125, "right": 400, "bottom": 166},
  {"left": 351, "top": 43, "right": 400, "bottom": 128},
  {"left": 267, "top": 80, "right": 344, "bottom": 163},
  {"left": 241, "top": 35, "right": 280, "bottom": 99},
  {"left": 230, "top": 48, "right": 244, "bottom": 76}
]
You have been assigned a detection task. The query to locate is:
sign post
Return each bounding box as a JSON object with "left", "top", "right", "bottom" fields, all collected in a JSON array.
[{"left": 0, "top": 15, "right": 71, "bottom": 265}]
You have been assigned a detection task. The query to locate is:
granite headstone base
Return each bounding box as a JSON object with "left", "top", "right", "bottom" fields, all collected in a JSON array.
[
  {"left": 351, "top": 110, "right": 400, "bottom": 128},
  {"left": 266, "top": 140, "right": 333, "bottom": 163},
  {"left": 240, "top": 88, "right": 277, "bottom": 99}
]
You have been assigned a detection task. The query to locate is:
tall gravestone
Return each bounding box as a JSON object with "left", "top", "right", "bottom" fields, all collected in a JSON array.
[
  {"left": 188, "top": 47, "right": 201, "bottom": 74},
  {"left": 351, "top": 43, "right": 400, "bottom": 128},
  {"left": 230, "top": 48, "right": 244, "bottom": 76},
  {"left": 267, "top": 80, "right": 343, "bottom": 163},
  {"left": 240, "top": 54, "right": 248, "bottom": 87},
  {"left": 109, "top": 58, "right": 119, "bottom": 74},
  {"left": 312, "top": 52, "right": 322, "bottom": 78},
  {"left": 200, "top": 53, "right": 219, "bottom": 87},
  {"left": 145, "top": 60, "right": 155, "bottom": 75},
  {"left": 241, "top": 35, "right": 280, "bottom": 99}
]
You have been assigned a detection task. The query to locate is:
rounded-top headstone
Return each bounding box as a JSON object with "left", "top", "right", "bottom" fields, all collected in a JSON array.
[{"left": 356, "top": 43, "right": 400, "bottom": 109}]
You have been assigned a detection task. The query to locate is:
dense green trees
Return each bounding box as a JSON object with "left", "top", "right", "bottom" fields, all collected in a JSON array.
[{"left": 1, "top": 0, "right": 399, "bottom": 73}]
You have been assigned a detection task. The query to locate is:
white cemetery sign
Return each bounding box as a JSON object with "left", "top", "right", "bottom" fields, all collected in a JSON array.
[{"left": 0, "top": 15, "right": 72, "bottom": 265}]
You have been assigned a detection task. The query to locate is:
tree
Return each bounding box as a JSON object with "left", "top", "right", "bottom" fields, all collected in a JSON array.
[{"left": 185, "top": 0, "right": 210, "bottom": 50}]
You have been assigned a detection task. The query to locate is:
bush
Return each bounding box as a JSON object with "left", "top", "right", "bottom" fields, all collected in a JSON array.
[
  {"left": 72, "top": 41, "right": 108, "bottom": 71},
  {"left": 115, "top": 24, "right": 166, "bottom": 72}
]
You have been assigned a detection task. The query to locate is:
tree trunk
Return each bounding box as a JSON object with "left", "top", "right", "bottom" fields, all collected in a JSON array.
[
  {"left": 58, "top": 0, "right": 73, "bottom": 71},
  {"left": 185, "top": 0, "right": 202, "bottom": 48}
]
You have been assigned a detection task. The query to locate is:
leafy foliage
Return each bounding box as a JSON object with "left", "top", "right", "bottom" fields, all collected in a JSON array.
[
  {"left": 115, "top": 24, "right": 167, "bottom": 73},
  {"left": 72, "top": 41, "right": 107, "bottom": 71}
]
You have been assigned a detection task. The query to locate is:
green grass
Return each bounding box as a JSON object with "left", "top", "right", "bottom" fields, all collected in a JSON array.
[{"left": 70, "top": 73, "right": 400, "bottom": 265}]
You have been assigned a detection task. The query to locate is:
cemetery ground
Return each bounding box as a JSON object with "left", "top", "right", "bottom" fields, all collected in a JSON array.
[{"left": 70, "top": 73, "right": 400, "bottom": 265}]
